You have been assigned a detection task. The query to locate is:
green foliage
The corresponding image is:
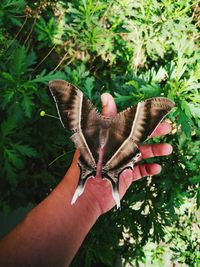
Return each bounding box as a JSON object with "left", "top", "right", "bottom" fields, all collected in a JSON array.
[
  {"left": 0, "top": 0, "right": 199, "bottom": 266},
  {"left": 0, "top": 0, "right": 26, "bottom": 26},
  {"left": 137, "top": 200, "right": 199, "bottom": 267}
]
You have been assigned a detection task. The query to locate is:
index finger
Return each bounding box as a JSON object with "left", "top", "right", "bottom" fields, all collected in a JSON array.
[{"left": 150, "top": 121, "right": 172, "bottom": 137}]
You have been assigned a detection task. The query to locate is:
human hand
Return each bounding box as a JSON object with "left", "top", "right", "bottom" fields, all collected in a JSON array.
[{"left": 68, "top": 93, "right": 173, "bottom": 215}]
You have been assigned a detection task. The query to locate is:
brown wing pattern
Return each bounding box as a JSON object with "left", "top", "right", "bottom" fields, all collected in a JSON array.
[
  {"left": 102, "top": 106, "right": 137, "bottom": 164},
  {"left": 104, "top": 97, "right": 175, "bottom": 171},
  {"left": 49, "top": 80, "right": 102, "bottom": 168}
]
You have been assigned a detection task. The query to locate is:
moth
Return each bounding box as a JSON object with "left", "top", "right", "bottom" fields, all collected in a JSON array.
[{"left": 49, "top": 80, "right": 175, "bottom": 208}]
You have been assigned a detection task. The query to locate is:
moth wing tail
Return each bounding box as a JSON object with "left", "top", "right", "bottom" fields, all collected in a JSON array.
[
  {"left": 112, "top": 185, "right": 121, "bottom": 209},
  {"left": 71, "top": 184, "right": 85, "bottom": 205},
  {"left": 71, "top": 160, "right": 95, "bottom": 205},
  {"left": 104, "top": 152, "right": 141, "bottom": 209},
  {"left": 103, "top": 171, "right": 121, "bottom": 209}
]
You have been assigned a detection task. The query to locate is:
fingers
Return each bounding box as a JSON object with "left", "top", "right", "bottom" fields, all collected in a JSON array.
[
  {"left": 132, "top": 163, "right": 162, "bottom": 181},
  {"left": 119, "top": 163, "right": 162, "bottom": 193},
  {"left": 101, "top": 93, "right": 117, "bottom": 118},
  {"left": 139, "top": 143, "right": 173, "bottom": 159},
  {"left": 150, "top": 121, "right": 172, "bottom": 137},
  {"left": 138, "top": 121, "right": 173, "bottom": 159}
]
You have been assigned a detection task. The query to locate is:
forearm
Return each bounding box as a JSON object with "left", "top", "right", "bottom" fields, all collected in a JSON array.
[{"left": 0, "top": 153, "right": 100, "bottom": 267}]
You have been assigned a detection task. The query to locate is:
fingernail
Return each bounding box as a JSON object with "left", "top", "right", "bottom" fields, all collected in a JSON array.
[
  {"left": 167, "top": 144, "right": 173, "bottom": 155},
  {"left": 156, "top": 164, "right": 162, "bottom": 174},
  {"left": 101, "top": 93, "right": 108, "bottom": 107}
]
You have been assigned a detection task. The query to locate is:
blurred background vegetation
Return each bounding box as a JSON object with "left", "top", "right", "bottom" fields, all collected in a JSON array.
[{"left": 0, "top": 0, "right": 199, "bottom": 266}]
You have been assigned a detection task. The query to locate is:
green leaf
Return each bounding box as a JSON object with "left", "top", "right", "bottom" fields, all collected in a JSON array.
[
  {"left": 12, "top": 143, "right": 37, "bottom": 157},
  {"left": 22, "top": 93, "right": 34, "bottom": 118},
  {"left": 9, "top": 46, "right": 26, "bottom": 80},
  {"left": 1, "top": 89, "right": 15, "bottom": 107},
  {"left": 0, "top": 72, "right": 14, "bottom": 82},
  {"left": 141, "top": 83, "right": 161, "bottom": 98},
  {"left": 1, "top": 117, "right": 18, "bottom": 137},
  {"left": 151, "top": 66, "right": 168, "bottom": 83},
  {"left": 31, "top": 70, "right": 66, "bottom": 84},
  {"left": 188, "top": 103, "right": 200, "bottom": 119},
  {"left": 0, "top": 0, "right": 25, "bottom": 28},
  {"left": 177, "top": 110, "right": 192, "bottom": 137},
  {"left": 83, "top": 77, "right": 94, "bottom": 99},
  {"left": 10, "top": 17, "right": 22, "bottom": 26},
  {"left": 0, "top": 0, "right": 25, "bottom": 11},
  {"left": 126, "top": 80, "right": 140, "bottom": 91},
  {"left": 146, "top": 39, "right": 164, "bottom": 58},
  {"left": 181, "top": 100, "right": 191, "bottom": 117},
  {"left": 114, "top": 92, "right": 133, "bottom": 104},
  {"left": 25, "top": 51, "right": 37, "bottom": 70},
  {"left": 35, "top": 17, "right": 57, "bottom": 45},
  {"left": 3, "top": 158, "right": 17, "bottom": 185},
  {"left": 4, "top": 148, "right": 24, "bottom": 169}
]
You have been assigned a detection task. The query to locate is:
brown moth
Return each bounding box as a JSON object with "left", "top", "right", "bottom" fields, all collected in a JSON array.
[{"left": 49, "top": 80, "right": 175, "bottom": 208}]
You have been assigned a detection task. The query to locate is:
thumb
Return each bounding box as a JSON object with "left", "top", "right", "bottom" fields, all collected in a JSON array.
[{"left": 101, "top": 93, "right": 117, "bottom": 118}]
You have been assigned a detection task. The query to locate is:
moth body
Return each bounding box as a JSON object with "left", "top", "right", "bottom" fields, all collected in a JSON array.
[{"left": 95, "top": 147, "right": 104, "bottom": 179}]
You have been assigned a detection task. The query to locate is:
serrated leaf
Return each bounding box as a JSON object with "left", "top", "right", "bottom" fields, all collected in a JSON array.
[
  {"left": 114, "top": 92, "right": 133, "bottom": 104},
  {"left": 177, "top": 111, "right": 192, "bottom": 137},
  {"left": 1, "top": 117, "right": 18, "bottom": 137},
  {"left": 0, "top": 72, "right": 14, "bottom": 82},
  {"left": 188, "top": 103, "right": 200, "bottom": 118},
  {"left": 1, "top": 0, "right": 25, "bottom": 11},
  {"left": 181, "top": 100, "right": 191, "bottom": 117},
  {"left": 22, "top": 93, "right": 34, "bottom": 118},
  {"left": 146, "top": 39, "right": 164, "bottom": 58},
  {"left": 141, "top": 83, "right": 161, "bottom": 98},
  {"left": 31, "top": 70, "right": 66, "bottom": 84},
  {"left": 12, "top": 143, "right": 37, "bottom": 157},
  {"left": 1, "top": 89, "right": 15, "bottom": 107},
  {"left": 126, "top": 80, "right": 140, "bottom": 90},
  {"left": 4, "top": 148, "right": 24, "bottom": 169},
  {"left": 4, "top": 158, "right": 17, "bottom": 185},
  {"left": 9, "top": 46, "right": 26, "bottom": 80},
  {"left": 84, "top": 77, "right": 94, "bottom": 99},
  {"left": 153, "top": 66, "right": 168, "bottom": 82},
  {"left": 25, "top": 51, "right": 37, "bottom": 70},
  {"left": 10, "top": 17, "right": 22, "bottom": 26}
]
